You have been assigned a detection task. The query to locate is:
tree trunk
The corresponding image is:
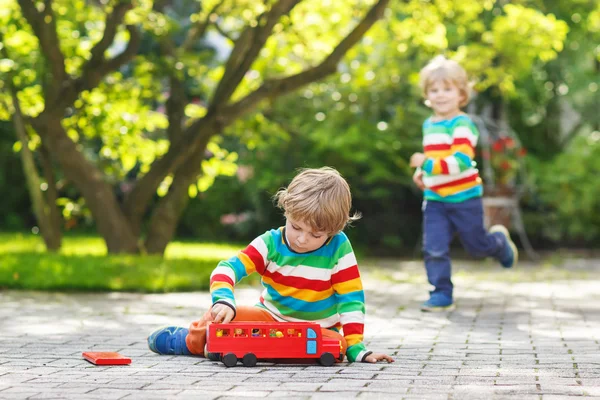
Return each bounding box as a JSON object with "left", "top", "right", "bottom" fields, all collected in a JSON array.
[
  {"left": 39, "top": 143, "right": 63, "bottom": 235},
  {"left": 34, "top": 114, "right": 140, "bottom": 253},
  {"left": 144, "top": 140, "right": 210, "bottom": 254},
  {"left": 11, "top": 90, "right": 62, "bottom": 251},
  {"left": 123, "top": 113, "right": 222, "bottom": 235}
]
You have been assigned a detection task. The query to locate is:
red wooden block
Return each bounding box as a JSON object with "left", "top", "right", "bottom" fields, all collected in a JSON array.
[{"left": 82, "top": 352, "right": 131, "bottom": 365}]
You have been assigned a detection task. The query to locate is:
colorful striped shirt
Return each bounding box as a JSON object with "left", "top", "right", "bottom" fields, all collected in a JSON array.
[
  {"left": 421, "top": 114, "right": 483, "bottom": 202},
  {"left": 210, "top": 227, "right": 369, "bottom": 362}
]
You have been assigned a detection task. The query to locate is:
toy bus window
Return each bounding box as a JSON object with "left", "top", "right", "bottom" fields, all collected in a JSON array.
[
  {"left": 286, "top": 328, "right": 300, "bottom": 337},
  {"left": 234, "top": 328, "right": 247, "bottom": 337},
  {"left": 269, "top": 328, "right": 284, "bottom": 338},
  {"left": 307, "top": 328, "right": 317, "bottom": 339},
  {"left": 215, "top": 328, "right": 231, "bottom": 338},
  {"left": 251, "top": 328, "right": 262, "bottom": 337}
]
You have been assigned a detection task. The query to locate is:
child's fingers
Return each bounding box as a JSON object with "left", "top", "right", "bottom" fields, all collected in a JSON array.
[
  {"left": 222, "top": 310, "right": 234, "bottom": 324},
  {"left": 365, "top": 353, "right": 395, "bottom": 363},
  {"left": 211, "top": 305, "right": 234, "bottom": 323},
  {"left": 211, "top": 306, "right": 225, "bottom": 322}
]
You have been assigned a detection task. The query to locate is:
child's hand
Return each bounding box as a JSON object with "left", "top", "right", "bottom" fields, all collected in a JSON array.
[
  {"left": 210, "top": 304, "right": 235, "bottom": 323},
  {"left": 409, "top": 152, "right": 426, "bottom": 168},
  {"left": 364, "top": 352, "right": 395, "bottom": 363},
  {"left": 412, "top": 168, "right": 425, "bottom": 191}
]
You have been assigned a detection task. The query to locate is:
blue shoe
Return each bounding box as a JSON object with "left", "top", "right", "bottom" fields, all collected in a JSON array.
[
  {"left": 490, "top": 225, "right": 518, "bottom": 268},
  {"left": 148, "top": 326, "right": 191, "bottom": 355},
  {"left": 420, "top": 294, "right": 454, "bottom": 312}
]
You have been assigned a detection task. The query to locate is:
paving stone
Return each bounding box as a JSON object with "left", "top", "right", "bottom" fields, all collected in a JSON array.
[{"left": 1, "top": 262, "right": 599, "bottom": 399}]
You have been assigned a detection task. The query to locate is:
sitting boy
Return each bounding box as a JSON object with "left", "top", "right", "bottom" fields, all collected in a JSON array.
[{"left": 148, "top": 167, "right": 394, "bottom": 363}]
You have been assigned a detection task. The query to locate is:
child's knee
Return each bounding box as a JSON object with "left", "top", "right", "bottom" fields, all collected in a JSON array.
[{"left": 423, "top": 248, "right": 449, "bottom": 260}]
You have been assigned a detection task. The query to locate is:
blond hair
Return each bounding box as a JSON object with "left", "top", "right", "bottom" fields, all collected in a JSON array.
[
  {"left": 274, "top": 167, "right": 361, "bottom": 234},
  {"left": 419, "top": 55, "right": 470, "bottom": 107}
]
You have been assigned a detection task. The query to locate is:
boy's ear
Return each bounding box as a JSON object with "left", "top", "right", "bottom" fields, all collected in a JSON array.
[
  {"left": 424, "top": 99, "right": 432, "bottom": 108},
  {"left": 459, "top": 88, "right": 469, "bottom": 107}
]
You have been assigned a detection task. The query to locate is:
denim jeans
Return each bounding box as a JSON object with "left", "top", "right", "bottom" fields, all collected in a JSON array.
[{"left": 422, "top": 197, "right": 508, "bottom": 299}]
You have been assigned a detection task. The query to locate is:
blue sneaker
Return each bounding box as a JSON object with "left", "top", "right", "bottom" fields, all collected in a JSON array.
[
  {"left": 490, "top": 225, "right": 518, "bottom": 268},
  {"left": 420, "top": 293, "right": 454, "bottom": 312},
  {"left": 148, "top": 326, "right": 191, "bottom": 355}
]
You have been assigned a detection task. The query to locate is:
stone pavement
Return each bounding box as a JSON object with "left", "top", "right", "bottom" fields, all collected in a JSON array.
[{"left": 1, "top": 258, "right": 600, "bottom": 399}]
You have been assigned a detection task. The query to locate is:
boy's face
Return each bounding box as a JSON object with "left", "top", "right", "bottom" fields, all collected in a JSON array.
[
  {"left": 285, "top": 217, "right": 329, "bottom": 253},
  {"left": 425, "top": 79, "right": 463, "bottom": 119}
]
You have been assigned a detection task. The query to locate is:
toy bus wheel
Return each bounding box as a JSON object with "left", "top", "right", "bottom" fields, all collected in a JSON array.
[
  {"left": 222, "top": 353, "right": 238, "bottom": 368},
  {"left": 242, "top": 353, "right": 257, "bottom": 367},
  {"left": 319, "top": 352, "right": 335, "bottom": 367},
  {"left": 206, "top": 352, "right": 221, "bottom": 361}
]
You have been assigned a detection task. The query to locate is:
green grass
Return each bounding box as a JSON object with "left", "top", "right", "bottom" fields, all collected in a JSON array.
[{"left": 0, "top": 233, "right": 256, "bottom": 292}]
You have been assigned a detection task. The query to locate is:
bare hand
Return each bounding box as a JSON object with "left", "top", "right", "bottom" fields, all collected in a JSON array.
[
  {"left": 412, "top": 168, "right": 425, "bottom": 191},
  {"left": 210, "top": 303, "right": 235, "bottom": 323},
  {"left": 364, "top": 352, "right": 395, "bottom": 363},
  {"left": 409, "top": 152, "right": 426, "bottom": 168}
]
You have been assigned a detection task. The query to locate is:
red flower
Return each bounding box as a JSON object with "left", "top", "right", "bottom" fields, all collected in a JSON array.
[
  {"left": 500, "top": 160, "right": 512, "bottom": 170},
  {"left": 518, "top": 147, "right": 527, "bottom": 157},
  {"left": 504, "top": 137, "right": 516, "bottom": 149},
  {"left": 492, "top": 140, "right": 504, "bottom": 152}
]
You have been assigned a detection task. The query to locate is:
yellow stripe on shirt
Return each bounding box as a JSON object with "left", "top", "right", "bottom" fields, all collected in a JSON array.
[{"left": 332, "top": 277, "right": 363, "bottom": 295}]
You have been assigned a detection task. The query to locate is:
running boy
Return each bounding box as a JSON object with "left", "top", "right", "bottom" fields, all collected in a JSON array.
[
  {"left": 148, "top": 167, "right": 394, "bottom": 363},
  {"left": 409, "top": 55, "right": 518, "bottom": 312}
]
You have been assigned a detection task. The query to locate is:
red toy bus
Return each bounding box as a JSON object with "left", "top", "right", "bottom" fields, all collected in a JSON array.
[{"left": 205, "top": 321, "right": 343, "bottom": 367}]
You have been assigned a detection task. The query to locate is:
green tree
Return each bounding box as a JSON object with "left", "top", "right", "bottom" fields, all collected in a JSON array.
[
  {"left": 1, "top": 0, "right": 390, "bottom": 254},
  {"left": 210, "top": 0, "right": 571, "bottom": 249}
]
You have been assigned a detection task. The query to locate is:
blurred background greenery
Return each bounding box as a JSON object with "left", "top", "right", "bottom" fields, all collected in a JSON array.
[{"left": 0, "top": 0, "right": 599, "bottom": 291}]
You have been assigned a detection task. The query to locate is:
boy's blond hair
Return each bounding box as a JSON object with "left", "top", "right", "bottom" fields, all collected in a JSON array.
[
  {"left": 419, "top": 55, "right": 470, "bottom": 107},
  {"left": 274, "top": 167, "right": 361, "bottom": 235}
]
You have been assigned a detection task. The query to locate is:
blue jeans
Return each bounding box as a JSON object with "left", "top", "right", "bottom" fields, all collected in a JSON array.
[{"left": 422, "top": 197, "right": 508, "bottom": 300}]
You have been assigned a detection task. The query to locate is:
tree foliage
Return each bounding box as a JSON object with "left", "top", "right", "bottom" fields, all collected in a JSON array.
[
  {"left": 1, "top": 0, "right": 598, "bottom": 251},
  {"left": 0, "top": 0, "right": 390, "bottom": 254}
]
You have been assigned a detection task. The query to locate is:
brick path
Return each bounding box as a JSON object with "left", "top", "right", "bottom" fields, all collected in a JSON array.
[{"left": 1, "top": 259, "right": 599, "bottom": 399}]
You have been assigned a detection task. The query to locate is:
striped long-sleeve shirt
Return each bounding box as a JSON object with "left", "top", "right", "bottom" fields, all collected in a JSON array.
[
  {"left": 210, "top": 227, "right": 370, "bottom": 362},
  {"left": 421, "top": 114, "right": 483, "bottom": 202}
]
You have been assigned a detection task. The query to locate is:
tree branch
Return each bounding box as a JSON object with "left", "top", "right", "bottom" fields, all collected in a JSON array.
[
  {"left": 57, "top": 25, "right": 141, "bottom": 111},
  {"left": 86, "top": 1, "right": 134, "bottom": 69},
  {"left": 213, "top": 19, "right": 235, "bottom": 42},
  {"left": 209, "top": 0, "right": 302, "bottom": 108},
  {"left": 150, "top": 1, "right": 188, "bottom": 144},
  {"left": 222, "top": 0, "right": 390, "bottom": 119},
  {"left": 181, "top": 0, "right": 227, "bottom": 51},
  {"left": 122, "top": 0, "right": 390, "bottom": 230},
  {"left": 17, "top": 0, "right": 68, "bottom": 98},
  {"left": 122, "top": 113, "right": 222, "bottom": 232}
]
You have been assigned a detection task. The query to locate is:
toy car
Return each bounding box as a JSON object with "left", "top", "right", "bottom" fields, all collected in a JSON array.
[{"left": 206, "top": 321, "right": 343, "bottom": 367}]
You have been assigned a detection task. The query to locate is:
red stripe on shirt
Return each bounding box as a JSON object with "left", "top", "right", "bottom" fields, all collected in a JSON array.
[
  {"left": 210, "top": 273, "right": 234, "bottom": 286},
  {"left": 429, "top": 173, "right": 479, "bottom": 190},
  {"left": 440, "top": 159, "right": 449, "bottom": 174},
  {"left": 263, "top": 269, "right": 332, "bottom": 292},
  {"left": 424, "top": 143, "right": 451, "bottom": 152},
  {"left": 452, "top": 137, "right": 473, "bottom": 146},
  {"left": 343, "top": 323, "right": 364, "bottom": 336},
  {"left": 331, "top": 265, "right": 360, "bottom": 285},
  {"left": 243, "top": 245, "right": 266, "bottom": 275}
]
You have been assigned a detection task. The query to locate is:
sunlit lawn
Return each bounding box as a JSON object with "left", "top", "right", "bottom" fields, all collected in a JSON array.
[
  {"left": 2, "top": 233, "right": 596, "bottom": 293},
  {"left": 0, "top": 233, "right": 256, "bottom": 292}
]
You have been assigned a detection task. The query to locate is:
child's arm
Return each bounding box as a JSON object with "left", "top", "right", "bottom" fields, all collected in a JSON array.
[
  {"left": 332, "top": 240, "right": 392, "bottom": 363},
  {"left": 421, "top": 118, "right": 479, "bottom": 176},
  {"left": 209, "top": 233, "right": 269, "bottom": 316}
]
